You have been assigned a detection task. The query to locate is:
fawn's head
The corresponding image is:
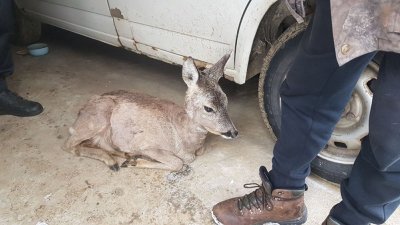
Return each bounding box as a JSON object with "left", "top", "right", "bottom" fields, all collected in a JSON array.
[{"left": 182, "top": 53, "right": 238, "bottom": 139}]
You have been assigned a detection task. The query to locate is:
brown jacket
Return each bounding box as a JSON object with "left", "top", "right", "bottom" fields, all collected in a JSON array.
[{"left": 286, "top": 0, "right": 400, "bottom": 65}]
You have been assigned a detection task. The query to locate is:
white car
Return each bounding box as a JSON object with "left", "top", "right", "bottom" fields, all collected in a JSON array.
[{"left": 15, "top": 0, "right": 378, "bottom": 184}]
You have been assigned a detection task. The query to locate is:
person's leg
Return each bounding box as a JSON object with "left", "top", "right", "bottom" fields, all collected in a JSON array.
[
  {"left": 0, "top": 77, "right": 8, "bottom": 92},
  {"left": 0, "top": 0, "right": 15, "bottom": 87},
  {"left": 212, "top": 0, "right": 375, "bottom": 224},
  {"left": 329, "top": 52, "right": 400, "bottom": 225},
  {"left": 0, "top": 0, "right": 43, "bottom": 117},
  {"left": 268, "top": 0, "right": 375, "bottom": 189}
]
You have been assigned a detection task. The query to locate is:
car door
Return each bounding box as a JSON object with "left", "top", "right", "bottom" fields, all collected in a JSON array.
[
  {"left": 16, "top": 0, "right": 120, "bottom": 46},
  {"left": 107, "top": 0, "right": 250, "bottom": 68}
]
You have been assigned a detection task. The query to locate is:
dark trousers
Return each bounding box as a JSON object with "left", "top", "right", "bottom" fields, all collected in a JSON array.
[
  {"left": 268, "top": 0, "right": 400, "bottom": 224},
  {"left": 0, "top": 0, "right": 14, "bottom": 91}
]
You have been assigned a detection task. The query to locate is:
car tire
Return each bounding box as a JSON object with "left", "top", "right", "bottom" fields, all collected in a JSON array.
[
  {"left": 258, "top": 21, "right": 377, "bottom": 184},
  {"left": 14, "top": 6, "right": 41, "bottom": 45}
]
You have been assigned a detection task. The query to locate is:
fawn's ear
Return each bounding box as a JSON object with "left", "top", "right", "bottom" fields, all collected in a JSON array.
[
  {"left": 203, "top": 52, "right": 231, "bottom": 81},
  {"left": 182, "top": 57, "right": 199, "bottom": 87}
]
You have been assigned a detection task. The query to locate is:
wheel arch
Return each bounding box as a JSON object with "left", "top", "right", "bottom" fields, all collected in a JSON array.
[{"left": 235, "top": 0, "right": 297, "bottom": 84}]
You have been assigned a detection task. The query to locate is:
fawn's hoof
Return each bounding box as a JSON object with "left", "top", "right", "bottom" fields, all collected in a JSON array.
[
  {"left": 109, "top": 163, "right": 120, "bottom": 171},
  {"left": 120, "top": 160, "right": 129, "bottom": 168},
  {"left": 120, "top": 157, "right": 138, "bottom": 168}
]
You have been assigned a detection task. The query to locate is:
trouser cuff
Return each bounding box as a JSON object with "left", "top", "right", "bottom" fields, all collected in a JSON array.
[
  {"left": 269, "top": 168, "right": 306, "bottom": 190},
  {"left": 330, "top": 202, "right": 370, "bottom": 225}
]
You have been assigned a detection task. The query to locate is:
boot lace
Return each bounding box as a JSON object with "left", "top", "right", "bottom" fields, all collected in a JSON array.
[{"left": 237, "top": 183, "right": 273, "bottom": 211}]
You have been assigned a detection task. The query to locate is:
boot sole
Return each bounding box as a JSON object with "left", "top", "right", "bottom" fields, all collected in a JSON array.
[
  {"left": 211, "top": 208, "right": 307, "bottom": 225},
  {"left": 0, "top": 108, "right": 43, "bottom": 117}
]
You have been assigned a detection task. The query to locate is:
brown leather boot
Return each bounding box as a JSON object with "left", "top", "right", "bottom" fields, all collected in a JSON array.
[{"left": 212, "top": 166, "right": 307, "bottom": 225}]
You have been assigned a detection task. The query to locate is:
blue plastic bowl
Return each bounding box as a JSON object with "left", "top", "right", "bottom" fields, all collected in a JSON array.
[{"left": 27, "top": 43, "right": 49, "bottom": 56}]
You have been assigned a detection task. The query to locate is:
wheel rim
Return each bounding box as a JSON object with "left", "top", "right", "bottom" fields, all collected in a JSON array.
[
  {"left": 318, "top": 63, "right": 378, "bottom": 164},
  {"left": 258, "top": 20, "right": 378, "bottom": 167},
  {"left": 260, "top": 62, "right": 378, "bottom": 165}
]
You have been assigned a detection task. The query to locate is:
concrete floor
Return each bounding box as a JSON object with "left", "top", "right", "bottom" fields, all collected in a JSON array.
[{"left": 0, "top": 27, "right": 398, "bottom": 225}]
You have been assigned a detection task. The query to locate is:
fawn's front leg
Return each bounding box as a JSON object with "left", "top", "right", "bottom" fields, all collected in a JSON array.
[
  {"left": 74, "top": 145, "right": 120, "bottom": 171},
  {"left": 127, "top": 149, "right": 184, "bottom": 171}
]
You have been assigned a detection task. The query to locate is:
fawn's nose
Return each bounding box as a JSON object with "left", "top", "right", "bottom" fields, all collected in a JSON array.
[{"left": 222, "top": 130, "right": 239, "bottom": 139}]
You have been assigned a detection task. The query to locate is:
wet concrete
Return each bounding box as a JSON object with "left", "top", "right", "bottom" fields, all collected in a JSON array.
[{"left": 0, "top": 27, "right": 398, "bottom": 225}]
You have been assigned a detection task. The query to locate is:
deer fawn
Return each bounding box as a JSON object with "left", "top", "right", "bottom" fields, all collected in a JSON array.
[{"left": 64, "top": 53, "right": 237, "bottom": 171}]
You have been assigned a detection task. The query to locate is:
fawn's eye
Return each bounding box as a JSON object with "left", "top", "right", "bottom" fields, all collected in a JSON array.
[{"left": 204, "top": 106, "right": 214, "bottom": 113}]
